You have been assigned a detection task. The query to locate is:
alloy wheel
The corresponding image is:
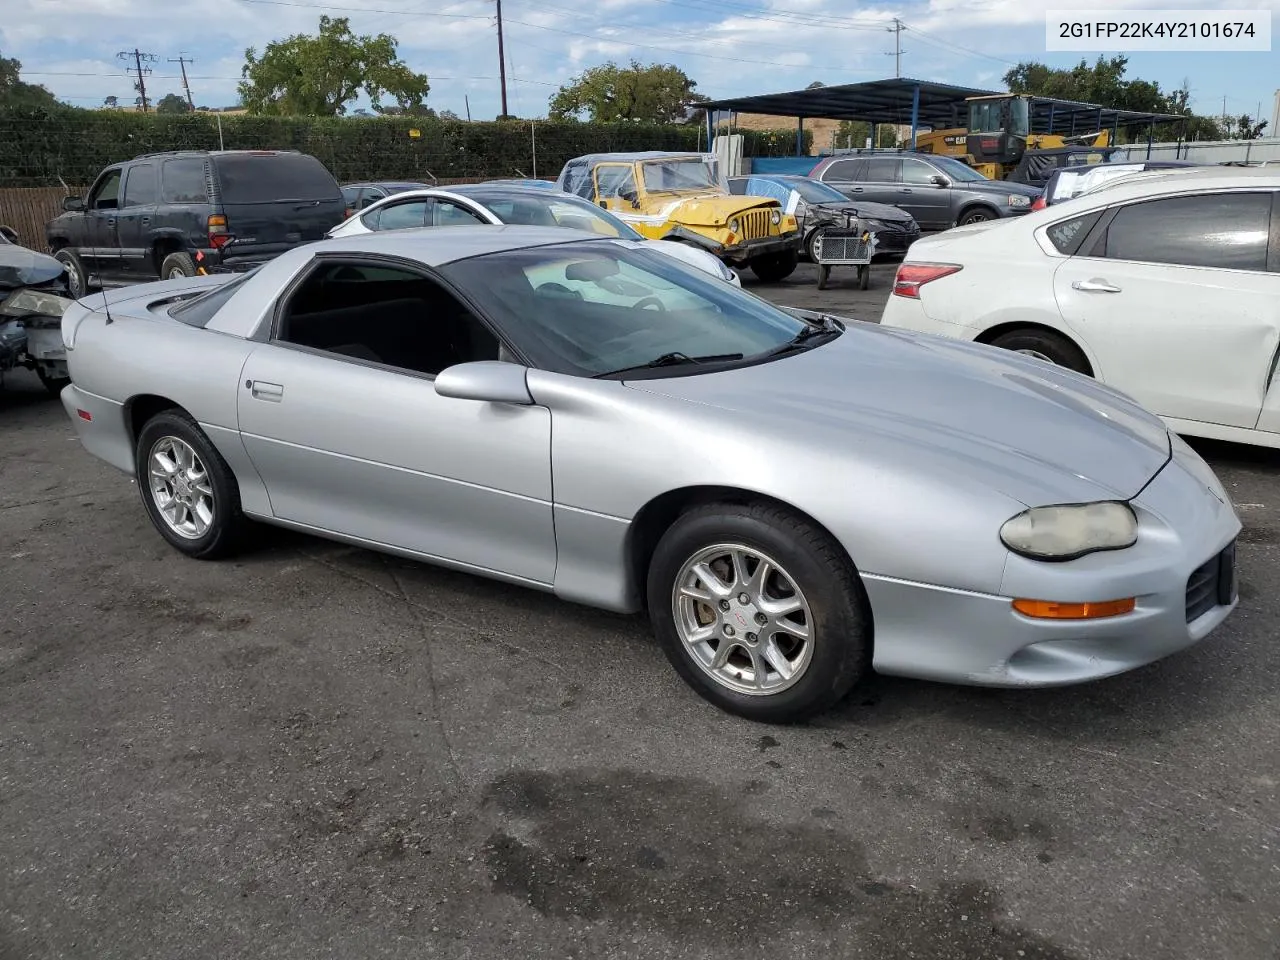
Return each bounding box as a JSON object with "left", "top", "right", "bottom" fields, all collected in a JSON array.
[{"left": 672, "top": 542, "right": 815, "bottom": 696}]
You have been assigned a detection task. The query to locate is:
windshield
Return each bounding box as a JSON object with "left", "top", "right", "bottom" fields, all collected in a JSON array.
[
  {"left": 640, "top": 157, "right": 720, "bottom": 193},
  {"left": 791, "top": 179, "right": 850, "bottom": 203},
  {"left": 928, "top": 156, "right": 990, "bottom": 182},
  {"left": 440, "top": 241, "right": 813, "bottom": 378},
  {"left": 470, "top": 192, "right": 643, "bottom": 241}
]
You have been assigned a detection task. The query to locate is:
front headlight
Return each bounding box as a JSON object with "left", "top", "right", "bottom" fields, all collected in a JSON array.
[
  {"left": 727, "top": 217, "right": 740, "bottom": 233},
  {"left": 999, "top": 502, "right": 1137, "bottom": 561},
  {"left": 770, "top": 209, "right": 781, "bottom": 225},
  {"left": 1008, "top": 195, "right": 1030, "bottom": 208}
]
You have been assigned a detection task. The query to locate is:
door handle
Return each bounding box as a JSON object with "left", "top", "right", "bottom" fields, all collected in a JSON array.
[
  {"left": 107, "top": 218, "right": 116, "bottom": 226},
  {"left": 1072, "top": 278, "right": 1122, "bottom": 293},
  {"left": 141, "top": 217, "right": 151, "bottom": 225},
  {"left": 899, "top": 188, "right": 912, "bottom": 194},
  {"left": 248, "top": 379, "right": 284, "bottom": 402},
  {"left": 851, "top": 187, "right": 864, "bottom": 193}
]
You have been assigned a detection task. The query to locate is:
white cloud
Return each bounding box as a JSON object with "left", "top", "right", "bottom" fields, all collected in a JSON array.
[{"left": 3, "top": 0, "right": 1276, "bottom": 119}]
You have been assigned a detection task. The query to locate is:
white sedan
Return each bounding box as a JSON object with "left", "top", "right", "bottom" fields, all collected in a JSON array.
[
  {"left": 326, "top": 181, "right": 742, "bottom": 286},
  {"left": 881, "top": 166, "right": 1280, "bottom": 450}
]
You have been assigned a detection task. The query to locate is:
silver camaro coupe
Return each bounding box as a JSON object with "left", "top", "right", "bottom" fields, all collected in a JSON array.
[{"left": 57, "top": 225, "right": 1241, "bottom": 723}]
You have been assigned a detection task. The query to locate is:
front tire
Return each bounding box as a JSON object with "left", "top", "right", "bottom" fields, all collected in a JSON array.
[
  {"left": 160, "top": 251, "right": 197, "bottom": 281},
  {"left": 957, "top": 207, "right": 996, "bottom": 226},
  {"left": 54, "top": 249, "right": 88, "bottom": 299},
  {"left": 646, "top": 501, "right": 871, "bottom": 723},
  {"left": 37, "top": 369, "right": 70, "bottom": 397},
  {"left": 134, "top": 409, "right": 249, "bottom": 559},
  {"left": 749, "top": 249, "right": 799, "bottom": 283},
  {"left": 987, "top": 327, "right": 1091, "bottom": 375}
]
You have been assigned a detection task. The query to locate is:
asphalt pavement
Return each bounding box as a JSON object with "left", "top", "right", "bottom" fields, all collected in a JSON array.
[{"left": 1, "top": 262, "right": 1277, "bottom": 960}]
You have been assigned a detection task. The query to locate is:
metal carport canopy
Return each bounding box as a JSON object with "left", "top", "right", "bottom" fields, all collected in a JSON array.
[
  {"left": 702, "top": 78, "right": 994, "bottom": 127},
  {"left": 701, "top": 77, "right": 1185, "bottom": 134}
]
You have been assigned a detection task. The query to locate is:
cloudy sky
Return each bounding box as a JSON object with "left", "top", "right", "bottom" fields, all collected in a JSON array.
[{"left": 5, "top": 0, "right": 1279, "bottom": 125}]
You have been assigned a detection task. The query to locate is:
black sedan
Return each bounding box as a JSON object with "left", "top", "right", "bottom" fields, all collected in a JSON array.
[{"left": 727, "top": 174, "right": 921, "bottom": 261}]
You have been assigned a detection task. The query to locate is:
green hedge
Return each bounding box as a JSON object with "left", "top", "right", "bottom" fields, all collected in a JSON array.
[{"left": 0, "top": 107, "right": 815, "bottom": 187}]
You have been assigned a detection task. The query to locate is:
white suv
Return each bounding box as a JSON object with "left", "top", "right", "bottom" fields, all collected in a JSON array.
[{"left": 880, "top": 167, "right": 1280, "bottom": 450}]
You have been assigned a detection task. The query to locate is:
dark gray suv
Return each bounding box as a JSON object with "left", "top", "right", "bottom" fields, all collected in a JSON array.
[{"left": 808, "top": 153, "right": 1042, "bottom": 230}]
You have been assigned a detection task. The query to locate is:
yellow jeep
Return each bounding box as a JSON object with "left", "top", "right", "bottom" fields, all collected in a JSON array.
[{"left": 555, "top": 151, "right": 803, "bottom": 282}]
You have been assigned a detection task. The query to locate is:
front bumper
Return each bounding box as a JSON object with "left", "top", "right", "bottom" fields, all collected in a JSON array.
[
  {"left": 721, "top": 232, "right": 802, "bottom": 263},
  {"left": 863, "top": 444, "right": 1242, "bottom": 687}
]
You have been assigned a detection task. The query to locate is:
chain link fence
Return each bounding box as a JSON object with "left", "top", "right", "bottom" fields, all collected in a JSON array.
[{"left": 0, "top": 109, "right": 813, "bottom": 247}]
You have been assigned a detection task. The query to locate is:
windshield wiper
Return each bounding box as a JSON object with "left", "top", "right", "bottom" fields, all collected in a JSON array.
[
  {"left": 597, "top": 351, "right": 744, "bottom": 377},
  {"left": 760, "top": 317, "right": 841, "bottom": 359}
]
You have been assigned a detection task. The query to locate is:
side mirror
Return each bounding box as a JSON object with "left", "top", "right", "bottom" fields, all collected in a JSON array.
[
  {"left": 434, "top": 361, "right": 533, "bottom": 405},
  {"left": 930, "top": 175, "right": 949, "bottom": 188},
  {"left": 63, "top": 196, "right": 85, "bottom": 212}
]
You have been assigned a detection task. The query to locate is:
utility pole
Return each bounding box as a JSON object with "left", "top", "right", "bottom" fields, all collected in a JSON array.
[
  {"left": 169, "top": 55, "right": 196, "bottom": 109},
  {"left": 495, "top": 0, "right": 509, "bottom": 118},
  {"left": 118, "top": 49, "right": 156, "bottom": 111},
  {"left": 886, "top": 18, "right": 904, "bottom": 78}
]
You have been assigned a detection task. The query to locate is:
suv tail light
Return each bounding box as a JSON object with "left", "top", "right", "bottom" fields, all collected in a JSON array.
[
  {"left": 893, "top": 262, "right": 961, "bottom": 299},
  {"left": 207, "top": 214, "right": 231, "bottom": 250},
  {"left": 1030, "top": 194, "right": 1046, "bottom": 212}
]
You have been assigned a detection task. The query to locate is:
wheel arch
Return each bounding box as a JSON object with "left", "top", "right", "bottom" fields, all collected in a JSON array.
[
  {"left": 972, "top": 320, "right": 1096, "bottom": 377},
  {"left": 150, "top": 234, "right": 189, "bottom": 275},
  {"left": 124, "top": 393, "right": 188, "bottom": 449},
  {"left": 624, "top": 484, "right": 867, "bottom": 617}
]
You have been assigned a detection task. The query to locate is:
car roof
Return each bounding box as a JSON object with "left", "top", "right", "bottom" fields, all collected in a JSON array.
[
  {"left": 445, "top": 182, "right": 574, "bottom": 198},
  {"left": 313, "top": 223, "right": 615, "bottom": 264},
  {"left": 1049, "top": 165, "right": 1280, "bottom": 208}
]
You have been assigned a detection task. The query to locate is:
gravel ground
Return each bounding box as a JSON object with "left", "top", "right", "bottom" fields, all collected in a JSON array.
[{"left": 1, "top": 263, "right": 1277, "bottom": 960}]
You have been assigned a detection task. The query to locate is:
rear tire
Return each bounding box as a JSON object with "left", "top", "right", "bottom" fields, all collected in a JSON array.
[
  {"left": 987, "top": 327, "right": 1091, "bottom": 375},
  {"left": 749, "top": 249, "right": 799, "bottom": 283},
  {"left": 134, "top": 409, "right": 249, "bottom": 560},
  {"left": 646, "top": 501, "right": 871, "bottom": 724},
  {"left": 160, "top": 252, "right": 197, "bottom": 281}
]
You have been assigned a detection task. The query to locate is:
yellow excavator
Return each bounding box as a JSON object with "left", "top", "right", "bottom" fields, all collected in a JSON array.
[{"left": 915, "top": 94, "right": 1112, "bottom": 180}]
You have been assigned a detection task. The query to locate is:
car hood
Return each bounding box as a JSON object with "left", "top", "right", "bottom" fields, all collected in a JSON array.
[
  {"left": 0, "top": 242, "right": 66, "bottom": 289},
  {"left": 960, "top": 179, "right": 1043, "bottom": 198},
  {"left": 627, "top": 323, "right": 1171, "bottom": 506},
  {"left": 648, "top": 194, "right": 779, "bottom": 226},
  {"left": 809, "top": 200, "right": 913, "bottom": 223}
]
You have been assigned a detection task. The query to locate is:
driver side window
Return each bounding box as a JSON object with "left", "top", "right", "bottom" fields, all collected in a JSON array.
[
  {"left": 594, "top": 165, "right": 637, "bottom": 200},
  {"left": 274, "top": 260, "right": 505, "bottom": 376},
  {"left": 90, "top": 169, "right": 122, "bottom": 210}
]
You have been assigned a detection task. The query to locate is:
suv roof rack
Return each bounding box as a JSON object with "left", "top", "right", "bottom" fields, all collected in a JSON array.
[{"left": 130, "top": 148, "right": 303, "bottom": 161}]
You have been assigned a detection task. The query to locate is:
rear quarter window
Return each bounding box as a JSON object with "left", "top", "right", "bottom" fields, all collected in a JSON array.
[
  {"left": 1045, "top": 210, "right": 1103, "bottom": 255},
  {"left": 213, "top": 153, "right": 341, "bottom": 204},
  {"left": 160, "top": 158, "right": 210, "bottom": 204}
]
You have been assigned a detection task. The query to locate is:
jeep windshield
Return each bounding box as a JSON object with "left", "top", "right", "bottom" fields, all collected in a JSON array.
[{"left": 640, "top": 158, "right": 720, "bottom": 193}]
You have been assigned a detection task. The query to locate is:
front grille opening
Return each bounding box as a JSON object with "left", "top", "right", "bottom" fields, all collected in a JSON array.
[{"left": 1185, "top": 540, "right": 1237, "bottom": 623}]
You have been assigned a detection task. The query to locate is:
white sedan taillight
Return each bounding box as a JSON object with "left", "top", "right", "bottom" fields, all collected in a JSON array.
[{"left": 892, "top": 262, "right": 962, "bottom": 299}]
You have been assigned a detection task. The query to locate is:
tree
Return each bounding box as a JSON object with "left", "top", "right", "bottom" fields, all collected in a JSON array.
[
  {"left": 0, "top": 55, "right": 61, "bottom": 110},
  {"left": 1228, "top": 114, "right": 1268, "bottom": 140},
  {"left": 549, "top": 61, "right": 708, "bottom": 124},
  {"left": 835, "top": 120, "right": 897, "bottom": 149},
  {"left": 238, "top": 15, "right": 430, "bottom": 116},
  {"left": 155, "top": 93, "right": 191, "bottom": 115},
  {"left": 103, "top": 95, "right": 119, "bottom": 110}
]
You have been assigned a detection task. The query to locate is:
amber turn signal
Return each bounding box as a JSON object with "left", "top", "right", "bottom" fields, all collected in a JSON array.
[{"left": 1012, "top": 597, "right": 1136, "bottom": 620}]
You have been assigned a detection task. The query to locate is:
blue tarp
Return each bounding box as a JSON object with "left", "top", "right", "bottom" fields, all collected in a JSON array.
[{"left": 745, "top": 157, "right": 822, "bottom": 176}]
